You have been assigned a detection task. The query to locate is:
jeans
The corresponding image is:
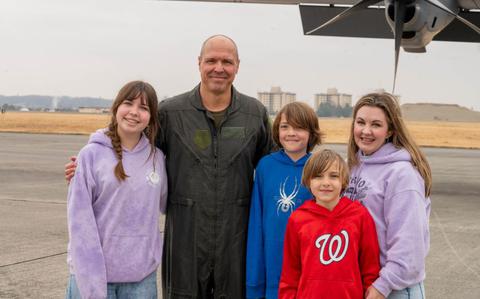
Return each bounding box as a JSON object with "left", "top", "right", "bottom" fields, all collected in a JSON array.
[
  {"left": 388, "top": 282, "right": 425, "bottom": 299},
  {"left": 65, "top": 270, "right": 157, "bottom": 299}
]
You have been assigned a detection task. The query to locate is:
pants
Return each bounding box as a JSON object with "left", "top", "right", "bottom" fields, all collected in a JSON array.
[
  {"left": 388, "top": 282, "right": 425, "bottom": 299},
  {"left": 65, "top": 270, "right": 157, "bottom": 299}
]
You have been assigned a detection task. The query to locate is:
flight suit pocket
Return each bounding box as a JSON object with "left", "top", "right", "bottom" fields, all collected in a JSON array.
[{"left": 166, "top": 196, "right": 196, "bottom": 294}]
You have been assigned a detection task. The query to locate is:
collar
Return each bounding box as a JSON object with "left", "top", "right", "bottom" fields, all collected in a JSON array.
[{"left": 188, "top": 83, "right": 240, "bottom": 115}]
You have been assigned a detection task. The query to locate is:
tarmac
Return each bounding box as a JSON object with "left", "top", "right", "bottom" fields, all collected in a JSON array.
[{"left": 0, "top": 132, "right": 479, "bottom": 298}]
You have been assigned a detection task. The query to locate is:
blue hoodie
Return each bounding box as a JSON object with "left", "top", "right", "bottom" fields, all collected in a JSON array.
[
  {"left": 67, "top": 129, "right": 168, "bottom": 299},
  {"left": 344, "top": 142, "right": 431, "bottom": 297},
  {"left": 246, "top": 150, "right": 312, "bottom": 299}
]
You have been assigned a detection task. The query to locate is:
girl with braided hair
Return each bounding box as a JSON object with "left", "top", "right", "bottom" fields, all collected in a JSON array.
[{"left": 65, "top": 81, "right": 167, "bottom": 299}]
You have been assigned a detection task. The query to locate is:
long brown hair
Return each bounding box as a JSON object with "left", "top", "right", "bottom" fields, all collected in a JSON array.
[
  {"left": 106, "top": 81, "right": 159, "bottom": 181},
  {"left": 347, "top": 92, "right": 432, "bottom": 196},
  {"left": 272, "top": 102, "right": 323, "bottom": 152}
]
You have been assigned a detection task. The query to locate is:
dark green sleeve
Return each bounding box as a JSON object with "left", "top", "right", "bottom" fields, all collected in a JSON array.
[
  {"left": 156, "top": 104, "right": 167, "bottom": 152},
  {"left": 254, "top": 107, "right": 273, "bottom": 167}
]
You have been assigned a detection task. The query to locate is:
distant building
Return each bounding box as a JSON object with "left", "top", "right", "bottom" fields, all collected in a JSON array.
[
  {"left": 314, "top": 88, "right": 352, "bottom": 111},
  {"left": 258, "top": 86, "right": 296, "bottom": 115},
  {"left": 78, "top": 107, "right": 109, "bottom": 114}
]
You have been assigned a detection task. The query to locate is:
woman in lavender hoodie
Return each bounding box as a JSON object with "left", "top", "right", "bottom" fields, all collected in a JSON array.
[
  {"left": 65, "top": 81, "right": 167, "bottom": 299},
  {"left": 344, "top": 92, "right": 432, "bottom": 299}
]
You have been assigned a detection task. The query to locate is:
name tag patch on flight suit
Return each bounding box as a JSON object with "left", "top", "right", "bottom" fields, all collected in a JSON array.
[{"left": 221, "top": 127, "right": 245, "bottom": 139}]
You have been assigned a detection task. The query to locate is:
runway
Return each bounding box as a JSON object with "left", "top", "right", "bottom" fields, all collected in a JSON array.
[{"left": 0, "top": 132, "right": 479, "bottom": 298}]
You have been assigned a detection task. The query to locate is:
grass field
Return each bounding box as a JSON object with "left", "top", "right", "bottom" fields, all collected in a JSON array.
[{"left": 1, "top": 112, "right": 479, "bottom": 149}]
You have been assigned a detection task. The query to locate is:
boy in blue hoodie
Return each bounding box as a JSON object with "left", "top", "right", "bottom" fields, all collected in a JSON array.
[{"left": 246, "top": 102, "right": 322, "bottom": 299}]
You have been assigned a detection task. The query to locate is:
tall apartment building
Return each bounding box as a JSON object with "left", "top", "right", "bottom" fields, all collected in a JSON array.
[
  {"left": 258, "top": 86, "right": 296, "bottom": 115},
  {"left": 314, "top": 88, "right": 352, "bottom": 111}
]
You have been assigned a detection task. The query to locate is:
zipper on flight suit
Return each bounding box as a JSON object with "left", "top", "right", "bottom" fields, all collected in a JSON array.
[
  {"left": 205, "top": 110, "right": 221, "bottom": 273},
  {"left": 206, "top": 108, "right": 229, "bottom": 274}
]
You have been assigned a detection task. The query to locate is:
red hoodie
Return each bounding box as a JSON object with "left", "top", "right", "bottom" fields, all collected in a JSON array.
[{"left": 279, "top": 197, "right": 380, "bottom": 299}]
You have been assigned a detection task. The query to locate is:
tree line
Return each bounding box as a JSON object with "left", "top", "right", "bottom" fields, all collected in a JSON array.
[{"left": 316, "top": 102, "right": 353, "bottom": 117}]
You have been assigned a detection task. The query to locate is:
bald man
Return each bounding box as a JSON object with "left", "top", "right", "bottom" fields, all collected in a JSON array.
[{"left": 158, "top": 35, "right": 272, "bottom": 298}]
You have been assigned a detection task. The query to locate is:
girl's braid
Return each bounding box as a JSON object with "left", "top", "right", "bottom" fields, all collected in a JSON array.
[{"left": 106, "top": 123, "right": 128, "bottom": 181}]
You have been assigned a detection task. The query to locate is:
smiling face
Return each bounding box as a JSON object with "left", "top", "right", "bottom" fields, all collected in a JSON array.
[
  {"left": 278, "top": 113, "right": 310, "bottom": 161},
  {"left": 198, "top": 36, "right": 239, "bottom": 96},
  {"left": 353, "top": 106, "right": 391, "bottom": 156},
  {"left": 309, "top": 161, "right": 342, "bottom": 211},
  {"left": 115, "top": 95, "right": 151, "bottom": 139}
]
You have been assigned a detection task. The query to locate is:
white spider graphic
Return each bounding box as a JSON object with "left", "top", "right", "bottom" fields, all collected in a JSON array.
[{"left": 276, "top": 176, "right": 300, "bottom": 215}]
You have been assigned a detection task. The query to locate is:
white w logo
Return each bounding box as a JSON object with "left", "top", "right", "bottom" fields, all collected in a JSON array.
[{"left": 315, "top": 230, "right": 349, "bottom": 265}]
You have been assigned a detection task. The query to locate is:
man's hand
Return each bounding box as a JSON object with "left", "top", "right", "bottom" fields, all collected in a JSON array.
[
  {"left": 365, "top": 286, "right": 385, "bottom": 299},
  {"left": 65, "top": 156, "right": 77, "bottom": 184}
]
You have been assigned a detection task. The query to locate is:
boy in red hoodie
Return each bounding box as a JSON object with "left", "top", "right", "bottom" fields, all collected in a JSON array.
[{"left": 279, "top": 149, "right": 380, "bottom": 299}]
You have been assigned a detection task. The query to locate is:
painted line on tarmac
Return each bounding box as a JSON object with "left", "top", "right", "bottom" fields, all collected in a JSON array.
[
  {"left": 0, "top": 197, "right": 65, "bottom": 205},
  {"left": 0, "top": 252, "right": 67, "bottom": 268}
]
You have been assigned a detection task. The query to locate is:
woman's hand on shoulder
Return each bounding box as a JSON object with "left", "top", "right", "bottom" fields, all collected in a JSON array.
[{"left": 365, "top": 286, "right": 385, "bottom": 299}]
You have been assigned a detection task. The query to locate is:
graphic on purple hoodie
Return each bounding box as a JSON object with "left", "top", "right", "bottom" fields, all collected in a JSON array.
[
  {"left": 66, "top": 129, "right": 168, "bottom": 299},
  {"left": 344, "top": 142, "right": 431, "bottom": 298}
]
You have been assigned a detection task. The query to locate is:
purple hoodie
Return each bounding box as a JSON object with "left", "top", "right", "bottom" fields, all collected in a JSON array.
[
  {"left": 344, "top": 142, "right": 431, "bottom": 298},
  {"left": 67, "top": 129, "right": 167, "bottom": 299}
]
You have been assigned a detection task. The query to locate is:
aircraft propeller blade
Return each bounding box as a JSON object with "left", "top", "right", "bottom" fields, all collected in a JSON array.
[
  {"left": 424, "top": 0, "right": 480, "bottom": 35},
  {"left": 392, "top": 0, "right": 407, "bottom": 94},
  {"left": 305, "top": 0, "right": 380, "bottom": 35}
]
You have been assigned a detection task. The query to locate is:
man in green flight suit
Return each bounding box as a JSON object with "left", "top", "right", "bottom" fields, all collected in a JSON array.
[{"left": 157, "top": 35, "right": 272, "bottom": 298}]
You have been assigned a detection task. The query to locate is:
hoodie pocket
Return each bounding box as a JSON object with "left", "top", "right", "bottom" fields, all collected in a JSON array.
[{"left": 103, "top": 235, "right": 153, "bottom": 282}]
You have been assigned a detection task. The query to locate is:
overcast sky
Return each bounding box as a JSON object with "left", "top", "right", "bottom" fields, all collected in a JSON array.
[{"left": 1, "top": 0, "right": 479, "bottom": 110}]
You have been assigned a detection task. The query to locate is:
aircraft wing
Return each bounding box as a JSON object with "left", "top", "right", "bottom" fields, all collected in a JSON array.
[
  {"left": 172, "top": 0, "right": 480, "bottom": 43},
  {"left": 299, "top": 4, "right": 480, "bottom": 43}
]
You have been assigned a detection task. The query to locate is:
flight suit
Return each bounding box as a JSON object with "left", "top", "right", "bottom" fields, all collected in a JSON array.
[{"left": 158, "top": 84, "right": 272, "bottom": 298}]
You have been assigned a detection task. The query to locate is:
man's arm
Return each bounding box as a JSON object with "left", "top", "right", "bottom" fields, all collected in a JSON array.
[
  {"left": 156, "top": 102, "right": 168, "bottom": 152},
  {"left": 65, "top": 156, "right": 77, "bottom": 183}
]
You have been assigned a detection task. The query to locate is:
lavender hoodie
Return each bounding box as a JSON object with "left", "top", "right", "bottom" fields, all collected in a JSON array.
[
  {"left": 344, "top": 142, "right": 431, "bottom": 298},
  {"left": 67, "top": 129, "right": 167, "bottom": 299}
]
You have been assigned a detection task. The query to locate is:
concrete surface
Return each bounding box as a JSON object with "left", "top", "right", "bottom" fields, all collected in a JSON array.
[{"left": 0, "top": 132, "right": 479, "bottom": 298}]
